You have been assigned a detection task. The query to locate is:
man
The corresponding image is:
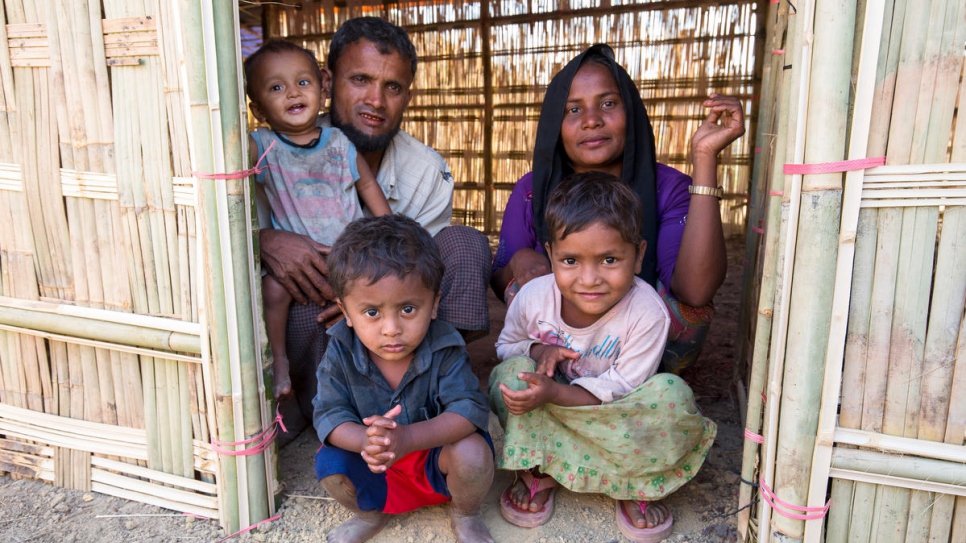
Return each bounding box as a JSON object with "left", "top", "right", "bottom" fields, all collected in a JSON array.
[{"left": 257, "top": 17, "right": 492, "bottom": 444}]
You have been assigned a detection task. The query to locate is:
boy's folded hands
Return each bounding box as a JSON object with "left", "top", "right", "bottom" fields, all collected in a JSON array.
[{"left": 361, "top": 404, "right": 406, "bottom": 473}]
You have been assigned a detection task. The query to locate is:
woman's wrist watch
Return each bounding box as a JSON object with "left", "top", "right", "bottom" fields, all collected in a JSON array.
[{"left": 688, "top": 185, "right": 724, "bottom": 200}]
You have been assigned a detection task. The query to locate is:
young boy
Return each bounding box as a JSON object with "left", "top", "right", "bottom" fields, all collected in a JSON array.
[
  {"left": 244, "top": 40, "right": 391, "bottom": 401},
  {"left": 312, "top": 214, "right": 495, "bottom": 543},
  {"left": 490, "top": 172, "right": 714, "bottom": 540}
]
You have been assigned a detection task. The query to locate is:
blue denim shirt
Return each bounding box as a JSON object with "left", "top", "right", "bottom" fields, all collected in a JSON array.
[{"left": 312, "top": 319, "right": 490, "bottom": 444}]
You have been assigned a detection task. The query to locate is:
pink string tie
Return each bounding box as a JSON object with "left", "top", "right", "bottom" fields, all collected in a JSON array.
[
  {"left": 210, "top": 405, "right": 287, "bottom": 456},
  {"left": 759, "top": 478, "right": 830, "bottom": 520},
  {"left": 192, "top": 140, "right": 276, "bottom": 180},
  {"left": 783, "top": 156, "right": 885, "bottom": 175},
  {"left": 214, "top": 513, "right": 283, "bottom": 543},
  {"left": 744, "top": 428, "right": 765, "bottom": 444}
]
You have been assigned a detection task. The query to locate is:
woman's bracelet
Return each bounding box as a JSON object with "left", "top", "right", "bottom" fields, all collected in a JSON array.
[{"left": 688, "top": 185, "right": 724, "bottom": 200}]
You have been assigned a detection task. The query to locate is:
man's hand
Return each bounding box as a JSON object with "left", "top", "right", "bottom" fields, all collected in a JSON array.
[
  {"left": 259, "top": 229, "right": 334, "bottom": 306},
  {"left": 691, "top": 94, "right": 746, "bottom": 160},
  {"left": 361, "top": 405, "right": 409, "bottom": 473},
  {"left": 508, "top": 248, "right": 551, "bottom": 289},
  {"left": 530, "top": 344, "right": 581, "bottom": 378},
  {"left": 499, "top": 372, "right": 559, "bottom": 415},
  {"left": 316, "top": 305, "right": 345, "bottom": 329}
]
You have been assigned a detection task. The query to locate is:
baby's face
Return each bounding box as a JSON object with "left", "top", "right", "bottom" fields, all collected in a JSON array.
[
  {"left": 337, "top": 274, "right": 439, "bottom": 368},
  {"left": 248, "top": 50, "right": 324, "bottom": 143},
  {"left": 546, "top": 221, "right": 644, "bottom": 329}
]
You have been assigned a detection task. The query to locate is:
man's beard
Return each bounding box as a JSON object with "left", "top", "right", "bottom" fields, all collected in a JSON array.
[{"left": 330, "top": 104, "right": 400, "bottom": 153}]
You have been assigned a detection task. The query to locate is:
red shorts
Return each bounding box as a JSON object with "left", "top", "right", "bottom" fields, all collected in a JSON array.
[{"left": 315, "top": 433, "right": 493, "bottom": 514}]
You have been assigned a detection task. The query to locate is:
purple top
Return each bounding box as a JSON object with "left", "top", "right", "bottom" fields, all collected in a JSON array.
[{"left": 492, "top": 163, "right": 692, "bottom": 291}]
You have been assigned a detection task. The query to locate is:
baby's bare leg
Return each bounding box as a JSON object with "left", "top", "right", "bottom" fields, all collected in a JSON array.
[
  {"left": 319, "top": 474, "right": 388, "bottom": 543},
  {"left": 262, "top": 275, "right": 292, "bottom": 400},
  {"left": 439, "top": 433, "right": 495, "bottom": 543}
]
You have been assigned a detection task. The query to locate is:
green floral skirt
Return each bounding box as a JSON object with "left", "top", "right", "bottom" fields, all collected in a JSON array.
[{"left": 489, "top": 356, "right": 716, "bottom": 501}]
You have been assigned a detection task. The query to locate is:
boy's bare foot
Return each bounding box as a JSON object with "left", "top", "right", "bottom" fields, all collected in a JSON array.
[
  {"left": 450, "top": 511, "right": 494, "bottom": 543},
  {"left": 327, "top": 511, "right": 388, "bottom": 543},
  {"left": 620, "top": 499, "right": 670, "bottom": 529}
]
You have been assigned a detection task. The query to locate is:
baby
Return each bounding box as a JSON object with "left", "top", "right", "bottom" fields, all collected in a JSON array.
[{"left": 244, "top": 40, "right": 391, "bottom": 400}]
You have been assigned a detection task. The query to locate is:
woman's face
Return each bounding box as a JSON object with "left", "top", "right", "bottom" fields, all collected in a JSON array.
[{"left": 560, "top": 62, "right": 626, "bottom": 178}]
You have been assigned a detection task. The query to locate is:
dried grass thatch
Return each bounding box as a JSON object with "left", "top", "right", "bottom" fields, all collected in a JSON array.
[{"left": 263, "top": 0, "right": 761, "bottom": 234}]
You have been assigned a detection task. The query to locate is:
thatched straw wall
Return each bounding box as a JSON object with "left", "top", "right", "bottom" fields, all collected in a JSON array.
[
  {"left": 0, "top": 0, "right": 274, "bottom": 532},
  {"left": 263, "top": 0, "right": 762, "bottom": 234},
  {"left": 737, "top": 0, "right": 966, "bottom": 541}
]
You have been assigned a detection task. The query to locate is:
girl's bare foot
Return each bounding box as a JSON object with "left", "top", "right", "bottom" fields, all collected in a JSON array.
[
  {"left": 621, "top": 499, "right": 670, "bottom": 529},
  {"left": 505, "top": 469, "right": 556, "bottom": 512}
]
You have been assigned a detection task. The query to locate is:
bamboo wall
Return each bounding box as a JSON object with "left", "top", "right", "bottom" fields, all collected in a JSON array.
[
  {"left": 737, "top": 0, "right": 966, "bottom": 541},
  {"left": 263, "top": 0, "right": 762, "bottom": 235},
  {"left": 0, "top": 0, "right": 274, "bottom": 532}
]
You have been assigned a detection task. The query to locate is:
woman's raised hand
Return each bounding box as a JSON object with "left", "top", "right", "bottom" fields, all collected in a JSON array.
[{"left": 691, "top": 94, "right": 745, "bottom": 159}]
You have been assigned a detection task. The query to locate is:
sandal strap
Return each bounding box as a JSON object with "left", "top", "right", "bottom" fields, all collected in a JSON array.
[{"left": 520, "top": 469, "right": 558, "bottom": 501}]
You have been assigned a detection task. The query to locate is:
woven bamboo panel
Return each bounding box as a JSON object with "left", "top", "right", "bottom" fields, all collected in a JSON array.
[
  {"left": 736, "top": 0, "right": 966, "bottom": 541},
  {"left": 264, "top": 0, "right": 760, "bottom": 234},
  {"left": 0, "top": 0, "right": 251, "bottom": 527}
]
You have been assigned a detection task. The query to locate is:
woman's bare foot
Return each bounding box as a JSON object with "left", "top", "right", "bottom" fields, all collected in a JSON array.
[
  {"left": 450, "top": 511, "right": 494, "bottom": 543},
  {"left": 506, "top": 470, "right": 556, "bottom": 512},
  {"left": 620, "top": 499, "right": 670, "bottom": 529},
  {"left": 327, "top": 511, "right": 388, "bottom": 543}
]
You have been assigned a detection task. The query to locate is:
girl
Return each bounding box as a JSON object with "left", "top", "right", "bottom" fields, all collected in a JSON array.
[{"left": 490, "top": 172, "right": 715, "bottom": 542}]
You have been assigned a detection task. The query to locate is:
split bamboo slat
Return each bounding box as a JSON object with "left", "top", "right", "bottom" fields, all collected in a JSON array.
[
  {"left": 737, "top": 0, "right": 966, "bottom": 541},
  {"left": 0, "top": 0, "right": 274, "bottom": 531},
  {"left": 263, "top": 0, "right": 760, "bottom": 234}
]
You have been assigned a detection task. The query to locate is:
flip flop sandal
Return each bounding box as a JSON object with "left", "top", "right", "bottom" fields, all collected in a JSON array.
[
  {"left": 615, "top": 500, "right": 674, "bottom": 543},
  {"left": 499, "top": 470, "right": 559, "bottom": 528}
]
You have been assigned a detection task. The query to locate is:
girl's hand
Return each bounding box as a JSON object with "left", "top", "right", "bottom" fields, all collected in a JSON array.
[
  {"left": 499, "top": 372, "right": 559, "bottom": 415},
  {"left": 691, "top": 94, "right": 745, "bottom": 159},
  {"left": 530, "top": 344, "right": 581, "bottom": 377}
]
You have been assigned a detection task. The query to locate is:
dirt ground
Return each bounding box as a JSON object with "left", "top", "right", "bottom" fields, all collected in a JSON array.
[{"left": 0, "top": 238, "right": 746, "bottom": 543}]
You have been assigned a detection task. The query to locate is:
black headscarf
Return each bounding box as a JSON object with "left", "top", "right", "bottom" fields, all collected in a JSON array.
[{"left": 531, "top": 44, "right": 659, "bottom": 286}]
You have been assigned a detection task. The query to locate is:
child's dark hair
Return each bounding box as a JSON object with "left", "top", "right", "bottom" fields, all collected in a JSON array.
[
  {"left": 545, "top": 171, "right": 643, "bottom": 247},
  {"left": 328, "top": 214, "right": 443, "bottom": 299},
  {"left": 327, "top": 17, "right": 418, "bottom": 78},
  {"left": 243, "top": 40, "right": 323, "bottom": 99}
]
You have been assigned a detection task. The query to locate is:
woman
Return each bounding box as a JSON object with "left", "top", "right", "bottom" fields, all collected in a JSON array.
[{"left": 491, "top": 44, "right": 744, "bottom": 374}]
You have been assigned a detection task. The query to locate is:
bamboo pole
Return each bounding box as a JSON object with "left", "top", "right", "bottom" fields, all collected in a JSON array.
[
  {"left": 735, "top": 0, "right": 782, "bottom": 389},
  {"left": 737, "top": 2, "right": 791, "bottom": 539},
  {"left": 801, "top": 0, "right": 887, "bottom": 539},
  {"left": 0, "top": 303, "right": 201, "bottom": 353},
  {"left": 772, "top": 0, "right": 858, "bottom": 536},
  {"left": 173, "top": 0, "right": 240, "bottom": 530},
  {"left": 213, "top": 0, "right": 272, "bottom": 523},
  {"left": 756, "top": 4, "right": 807, "bottom": 539}
]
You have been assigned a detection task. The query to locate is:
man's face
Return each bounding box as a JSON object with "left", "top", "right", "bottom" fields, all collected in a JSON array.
[{"left": 326, "top": 39, "right": 413, "bottom": 153}]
